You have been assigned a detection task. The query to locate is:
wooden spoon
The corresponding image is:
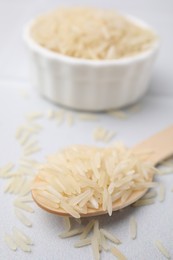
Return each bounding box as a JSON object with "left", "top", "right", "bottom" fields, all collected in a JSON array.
[{"left": 32, "top": 125, "right": 173, "bottom": 217}]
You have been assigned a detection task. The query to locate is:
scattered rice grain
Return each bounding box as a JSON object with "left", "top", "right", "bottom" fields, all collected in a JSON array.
[
  {"left": 0, "top": 162, "right": 14, "bottom": 178},
  {"left": 132, "top": 198, "right": 155, "bottom": 207},
  {"left": 46, "top": 109, "right": 55, "bottom": 119},
  {"left": 13, "top": 227, "right": 33, "bottom": 245},
  {"left": 14, "top": 208, "right": 32, "bottom": 227},
  {"left": 100, "top": 231, "right": 109, "bottom": 251},
  {"left": 59, "top": 227, "right": 84, "bottom": 238},
  {"left": 91, "top": 221, "right": 100, "bottom": 260},
  {"left": 74, "top": 238, "right": 91, "bottom": 248},
  {"left": 142, "top": 190, "right": 157, "bottom": 199},
  {"left": 26, "top": 111, "right": 43, "bottom": 120},
  {"left": 23, "top": 146, "right": 41, "bottom": 156},
  {"left": 129, "top": 216, "right": 137, "bottom": 240},
  {"left": 155, "top": 240, "right": 171, "bottom": 259},
  {"left": 100, "top": 229, "right": 121, "bottom": 245},
  {"left": 63, "top": 217, "right": 71, "bottom": 231},
  {"left": 14, "top": 200, "right": 34, "bottom": 213},
  {"left": 4, "top": 234, "right": 17, "bottom": 251},
  {"left": 80, "top": 219, "right": 95, "bottom": 239},
  {"left": 110, "top": 246, "right": 127, "bottom": 260}
]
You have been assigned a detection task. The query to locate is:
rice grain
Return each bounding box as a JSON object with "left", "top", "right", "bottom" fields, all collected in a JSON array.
[
  {"left": 63, "top": 217, "right": 71, "bottom": 232},
  {"left": 155, "top": 240, "right": 170, "bottom": 259},
  {"left": 132, "top": 198, "right": 155, "bottom": 207},
  {"left": 14, "top": 200, "right": 34, "bottom": 213},
  {"left": 59, "top": 228, "right": 84, "bottom": 238},
  {"left": 110, "top": 246, "right": 127, "bottom": 260},
  {"left": 100, "top": 229, "right": 121, "bottom": 245},
  {"left": 4, "top": 234, "right": 17, "bottom": 251},
  {"left": 129, "top": 216, "right": 137, "bottom": 240},
  {"left": 74, "top": 238, "right": 91, "bottom": 248},
  {"left": 15, "top": 209, "right": 32, "bottom": 227}
]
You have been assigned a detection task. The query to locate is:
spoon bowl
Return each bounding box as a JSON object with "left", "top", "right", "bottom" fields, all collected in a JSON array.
[{"left": 32, "top": 125, "right": 173, "bottom": 217}]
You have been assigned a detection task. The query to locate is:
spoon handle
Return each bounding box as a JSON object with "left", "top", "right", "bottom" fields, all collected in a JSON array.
[{"left": 133, "top": 125, "right": 173, "bottom": 165}]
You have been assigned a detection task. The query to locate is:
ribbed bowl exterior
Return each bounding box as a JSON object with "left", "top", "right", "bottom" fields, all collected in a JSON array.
[{"left": 24, "top": 18, "right": 159, "bottom": 111}]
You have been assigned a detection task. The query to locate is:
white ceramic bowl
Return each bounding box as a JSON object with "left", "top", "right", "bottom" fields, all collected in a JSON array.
[{"left": 24, "top": 15, "right": 159, "bottom": 111}]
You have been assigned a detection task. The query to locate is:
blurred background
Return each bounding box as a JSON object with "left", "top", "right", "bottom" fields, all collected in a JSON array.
[{"left": 0, "top": 0, "right": 173, "bottom": 96}]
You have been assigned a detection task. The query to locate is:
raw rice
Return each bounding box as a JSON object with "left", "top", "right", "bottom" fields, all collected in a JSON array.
[
  {"left": 15, "top": 126, "right": 25, "bottom": 139},
  {"left": 36, "top": 194, "right": 60, "bottom": 210},
  {"left": 14, "top": 200, "right": 34, "bottom": 213},
  {"left": 15, "top": 240, "right": 31, "bottom": 252},
  {"left": 110, "top": 246, "right": 127, "bottom": 260},
  {"left": 104, "top": 131, "right": 116, "bottom": 143},
  {"left": 80, "top": 219, "right": 95, "bottom": 239},
  {"left": 19, "top": 132, "right": 33, "bottom": 146},
  {"left": 23, "top": 146, "right": 41, "bottom": 156},
  {"left": 93, "top": 127, "right": 107, "bottom": 141},
  {"left": 13, "top": 233, "right": 31, "bottom": 252},
  {"left": 74, "top": 237, "right": 91, "bottom": 248},
  {"left": 14, "top": 178, "right": 27, "bottom": 194},
  {"left": 93, "top": 127, "right": 116, "bottom": 143},
  {"left": 0, "top": 163, "right": 14, "bottom": 178},
  {"left": 46, "top": 109, "right": 55, "bottom": 119},
  {"left": 4, "top": 176, "right": 25, "bottom": 194},
  {"left": 121, "top": 190, "right": 132, "bottom": 203},
  {"left": 23, "top": 140, "right": 39, "bottom": 150},
  {"left": 142, "top": 190, "right": 157, "bottom": 199},
  {"left": 13, "top": 227, "right": 33, "bottom": 245},
  {"left": 31, "top": 7, "right": 156, "bottom": 60},
  {"left": 16, "top": 194, "right": 33, "bottom": 203},
  {"left": 129, "top": 216, "right": 137, "bottom": 240},
  {"left": 59, "top": 227, "right": 84, "bottom": 238},
  {"left": 33, "top": 144, "right": 157, "bottom": 217},
  {"left": 91, "top": 221, "right": 100, "bottom": 260},
  {"left": 19, "top": 180, "right": 33, "bottom": 196},
  {"left": 19, "top": 158, "right": 40, "bottom": 169},
  {"left": 132, "top": 198, "right": 155, "bottom": 207},
  {"left": 4, "top": 178, "right": 15, "bottom": 193},
  {"left": 100, "top": 229, "right": 121, "bottom": 245},
  {"left": 15, "top": 208, "right": 32, "bottom": 227},
  {"left": 63, "top": 217, "right": 71, "bottom": 231},
  {"left": 100, "top": 232, "right": 109, "bottom": 251},
  {"left": 60, "top": 201, "right": 80, "bottom": 218},
  {"left": 75, "top": 218, "right": 82, "bottom": 224},
  {"left": 2, "top": 101, "right": 170, "bottom": 259},
  {"left": 4, "top": 234, "right": 17, "bottom": 251},
  {"left": 158, "top": 167, "right": 173, "bottom": 175},
  {"left": 155, "top": 240, "right": 171, "bottom": 259},
  {"left": 23, "top": 144, "right": 41, "bottom": 153},
  {"left": 28, "top": 123, "right": 43, "bottom": 132},
  {"left": 26, "top": 111, "right": 43, "bottom": 120}
]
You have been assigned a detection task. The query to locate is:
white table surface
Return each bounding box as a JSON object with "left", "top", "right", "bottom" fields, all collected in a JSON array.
[{"left": 0, "top": 1, "right": 173, "bottom": 259}]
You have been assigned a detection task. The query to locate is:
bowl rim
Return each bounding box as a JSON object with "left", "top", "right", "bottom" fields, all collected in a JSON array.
[{"left": 23, "top": 13, "right": 159, "bottom": 66}]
